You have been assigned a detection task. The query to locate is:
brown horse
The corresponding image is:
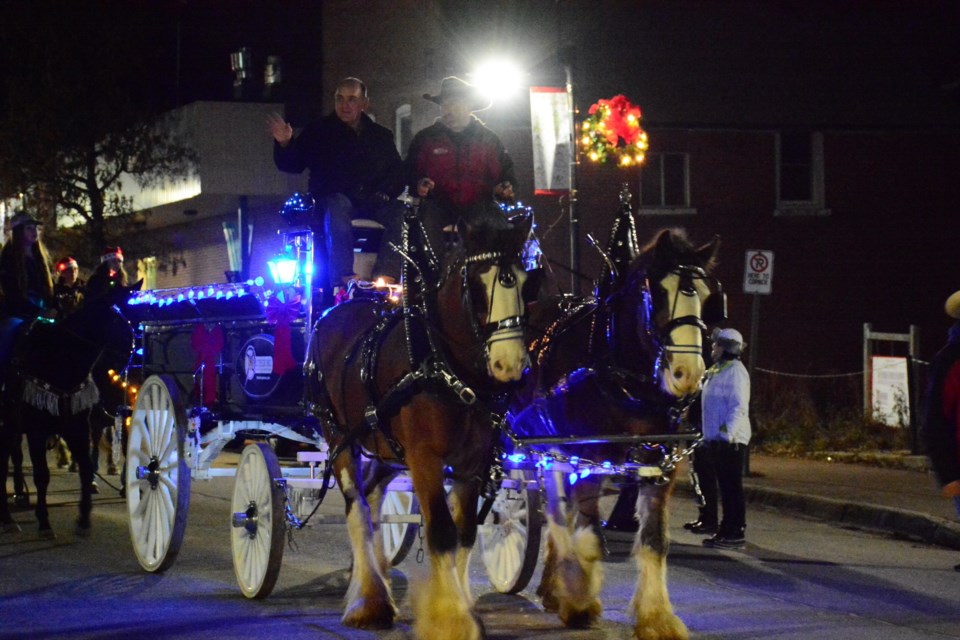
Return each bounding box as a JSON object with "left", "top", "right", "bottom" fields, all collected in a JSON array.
[
  {"left": 510, "top": 222, "right": 721, "bottom": 640},
  {"left": 306, "top": 212, "right": 533, "bottom": 639}
]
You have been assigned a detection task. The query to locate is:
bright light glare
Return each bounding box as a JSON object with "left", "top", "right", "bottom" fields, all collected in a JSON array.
[{"left": 470, "top": 59, "right": 524, "bottom": 104}]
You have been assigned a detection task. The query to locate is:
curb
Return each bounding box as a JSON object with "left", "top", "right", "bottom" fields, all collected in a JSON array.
[
  {"left": 676, "top": 482, "right": 960, "bottom": 551},
  {"left": 743, "top": 485, "right": 960, "bottom": 550}
]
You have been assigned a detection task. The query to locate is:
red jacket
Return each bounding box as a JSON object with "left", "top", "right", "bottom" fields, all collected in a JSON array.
[
  {"left": 922, "top": 329, "right": 960, "bottom": 486},
  {"left": 405, "top": 117, "right": 516, "bottom": 215}
]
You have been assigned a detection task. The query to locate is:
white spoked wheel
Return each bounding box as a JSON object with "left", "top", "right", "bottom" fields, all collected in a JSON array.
[
  {"left": 479, "top": 468, "right": 542, "bottom": 594},
  {"left": 379, "top": 488, "right": 420, "bottom": 567},
  {"left": 231, "top": 442, "right": 286, "bottom": 599},
  {"left": 126, "top": 375, "right": 191, "bottom": 573}
]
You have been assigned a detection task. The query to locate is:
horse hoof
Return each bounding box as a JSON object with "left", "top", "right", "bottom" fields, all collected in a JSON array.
[
  {"left": 69, "top": 462, "right": 78, "bottom": 473},
  {"left": 341, "top": 599, "right": 396, "bottom": 630},
  {"left": 38, "top": 528, "right": 56, "bottom": 540},
  {"left": 634, "top": 613, "right": 689, "bottom": 640},
  {"left": 90, "top": 481, "right": 100, "bottom": 495},
  {"left": 13, "top": 493, "right": 30, "bottom": 508},
  {"left": 559, "top": 599, "right": 602, "bottom": 628},
  {"left": 76, "top": 522, "right": 92, "bottom": 538}
]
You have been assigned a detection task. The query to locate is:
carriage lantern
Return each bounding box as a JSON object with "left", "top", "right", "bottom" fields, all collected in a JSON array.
[{"left": 267, "top": 247, "right": 299, "bottom": 285}]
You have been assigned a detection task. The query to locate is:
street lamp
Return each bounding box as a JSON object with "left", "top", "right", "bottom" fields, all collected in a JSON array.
[{"left": 469, "top": 59, "right": 526, "bottom": 106}]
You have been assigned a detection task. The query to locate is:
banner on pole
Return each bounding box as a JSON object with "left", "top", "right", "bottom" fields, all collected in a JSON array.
[
  {"left": 870, "top": 356, "right": 911, "bottom": 427},
  {"left": 529, "top": 86, "right": 572, "bottom": 195}
]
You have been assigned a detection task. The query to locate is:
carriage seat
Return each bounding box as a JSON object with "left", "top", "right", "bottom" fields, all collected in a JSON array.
[{"left": 351, "top": 218, "right": 385, "bottom": 281}]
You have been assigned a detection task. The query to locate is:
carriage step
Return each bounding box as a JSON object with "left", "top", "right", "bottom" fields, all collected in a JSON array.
[
  {"left": 284, "top": 478, "right": 331, "bottom": 490},
  {"left": 297, "top": 451, "right": 329, "bottom": 463}
]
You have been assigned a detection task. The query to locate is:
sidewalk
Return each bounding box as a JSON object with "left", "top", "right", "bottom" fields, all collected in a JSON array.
[{"left": 677, "top": 452, "right": 960, "bottom": 551}]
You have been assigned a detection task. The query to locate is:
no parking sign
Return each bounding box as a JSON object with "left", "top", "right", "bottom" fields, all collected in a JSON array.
[{"left": 743, "top": 250, "right": 774, "bottom": 295}]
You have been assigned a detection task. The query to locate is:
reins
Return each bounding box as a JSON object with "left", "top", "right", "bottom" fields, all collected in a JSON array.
[{"left": 322, "top": 205, "right": 528, "bottom": 468}]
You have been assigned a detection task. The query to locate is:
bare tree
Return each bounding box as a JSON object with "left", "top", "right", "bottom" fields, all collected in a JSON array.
[{"left": 0, "top": 1, "right": 193, "bottom": 269}]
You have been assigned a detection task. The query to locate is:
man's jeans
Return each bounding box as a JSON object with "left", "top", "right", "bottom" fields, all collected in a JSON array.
[{"left": 319, "top": 194, "right": 404, "bottom": 285}]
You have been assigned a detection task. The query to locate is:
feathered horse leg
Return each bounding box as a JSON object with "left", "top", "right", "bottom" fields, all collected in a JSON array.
[
  {"left": 537, "top": 471, "right": 603, "bottom": 627},
  {"left": 338, "top": 450, "right": 397, "bottom": 630},
  {"left": 630, "top": 481, "right": 688, "bottom": 640},
  {"left": 410, "top": 449, "right": 484, "bottom": 640}
]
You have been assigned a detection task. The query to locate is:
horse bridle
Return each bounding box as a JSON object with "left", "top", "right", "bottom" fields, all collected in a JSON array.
[
  {"left": 458, "top": 250, "right": 527, "bottom": 370},
  {"left": 635, "top": 265, "right": 712, "bottom": 382}
]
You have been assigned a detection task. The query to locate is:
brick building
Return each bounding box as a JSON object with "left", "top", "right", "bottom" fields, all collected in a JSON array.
[{"left": 135, "top": 1, "right": 960, "bottom": 376}]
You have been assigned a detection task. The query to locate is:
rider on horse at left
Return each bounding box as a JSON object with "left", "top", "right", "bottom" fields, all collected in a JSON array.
[{"left": 0, "top": 211, "right": 58, "bottom": 507}]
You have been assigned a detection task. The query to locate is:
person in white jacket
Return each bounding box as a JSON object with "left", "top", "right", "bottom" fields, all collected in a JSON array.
[{"left": 699, "top": 327, "right": 752, "bottom": 549}]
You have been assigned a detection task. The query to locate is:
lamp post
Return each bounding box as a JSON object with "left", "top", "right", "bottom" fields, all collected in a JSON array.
[{"left": 563, "top": 59, "right": 580, "bottom": 296}]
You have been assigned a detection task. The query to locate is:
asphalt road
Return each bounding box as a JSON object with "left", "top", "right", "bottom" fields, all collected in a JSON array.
[{"left": 2, "top": 455, "right": 959, "bottom": 640}]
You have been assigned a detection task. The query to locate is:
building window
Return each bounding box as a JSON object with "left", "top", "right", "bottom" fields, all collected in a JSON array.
[
  {"left": 639, "top": 153, "right": 695, "bottom": 214},
  {"left": 395, "top": 104, "right": 412, "bottom": 156},
  {"left": 775, "top": 130, "right": 830, "bottom": 216}
]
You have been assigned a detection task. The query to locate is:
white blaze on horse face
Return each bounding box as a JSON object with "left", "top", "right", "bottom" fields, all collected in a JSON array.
[
  {"left": 659, "top": 272, "right": 706, "bottom": 397},
  {"left": 479, "top": 264, "right": 528, "bottom": 382}
]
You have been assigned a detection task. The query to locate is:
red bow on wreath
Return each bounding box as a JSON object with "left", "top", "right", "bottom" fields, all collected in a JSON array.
[
  {"left": 266, "top": 294, "right": 301, "bottom": 376},
  {"left": 190, "top": 323, "right": 224, "bottom": 406},
  {"left": 581, "top": 94, "right": 649, "bottom": 166}
]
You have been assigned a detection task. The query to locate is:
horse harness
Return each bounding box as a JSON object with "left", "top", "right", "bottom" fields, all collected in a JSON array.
[
  {"left": 320, "top": 210, "right": 525, "bottom": 468},
  {"left": 511, "top": 264, "right": 713, "bottom": 481}
]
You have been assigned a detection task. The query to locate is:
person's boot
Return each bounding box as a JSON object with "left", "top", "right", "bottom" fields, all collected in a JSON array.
[
  {"left": 683, "top": 519, "right": 718, "bottom": 535},
  {"left": 683, "top": 507, "right": 717, "bottom": 534},
  {"left": 703, "top": 527, "right": 746, "bottom": 549}
]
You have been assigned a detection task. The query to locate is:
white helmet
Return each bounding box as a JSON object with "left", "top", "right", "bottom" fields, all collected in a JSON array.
[{"left": 715, "top": 328, "right": 745, "bottom": 355}]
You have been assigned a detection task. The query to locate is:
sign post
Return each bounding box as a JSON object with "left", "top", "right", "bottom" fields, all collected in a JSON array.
[
  {"left": 740, "top": 250, "right": 774, "bottom": 478},
  {"left": 742, "top": 250, "right": 774, "bottom": 374}
]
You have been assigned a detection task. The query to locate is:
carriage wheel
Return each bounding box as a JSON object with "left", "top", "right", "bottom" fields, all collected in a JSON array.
[
  {"left": 379, "top": 487, "right": 420, "bottom": 567},
  {"left": 231, "top": 442, "right": 286, "bottom": 599},
  {"left": 478, "top": 468, "right": 542, "bottom": 594},
  {"left": 126, "top": 375, "right": 191, "bottom": 573}
]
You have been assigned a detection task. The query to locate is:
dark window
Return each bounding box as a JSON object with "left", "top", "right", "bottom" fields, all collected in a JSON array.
[
  {"left": 779, "top": 130, "right": 812, "bottom": 201},
  {"left": 640, "top": 153, "right": 688, "bottom": 207}
]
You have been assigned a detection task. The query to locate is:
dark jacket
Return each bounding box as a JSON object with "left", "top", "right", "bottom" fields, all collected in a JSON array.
[
  {"left": 54, "top": 279, "right": 85, "bottom": 316},
  {"left": 921, "top": 325, "right": 960, "bottom": 486},
  {"left": 0, "top": 248, "right": 52, "bottom": 318},
  {"left": 274, "top": 112, "right": 403, "bottom": 218},
  {"left": 405, "top": 117, "right": 516, "bottom": 216}
]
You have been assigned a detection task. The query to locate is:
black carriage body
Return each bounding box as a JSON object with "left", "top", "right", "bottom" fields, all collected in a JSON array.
[{"left": 129, "top": 287, "right": 308, "bottom": 423}]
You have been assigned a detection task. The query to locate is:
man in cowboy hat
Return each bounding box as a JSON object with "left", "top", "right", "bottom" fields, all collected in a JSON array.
[
  {"left": 921, "top": 289, "right": 960, "bottom": 571},
  {"left": 268, "top": 77, "right": 405, "bottom": 289},
  {"left": 404, "top": 76, "right": 517, "bottom": 250}
]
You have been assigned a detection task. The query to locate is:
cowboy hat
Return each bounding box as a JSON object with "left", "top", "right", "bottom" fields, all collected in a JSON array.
[
  {"left": 423, "top": 76, "right": 491, "bottom": 112},
  {"left": 945, "top": 289, "right": 960, "bottom": 319}
]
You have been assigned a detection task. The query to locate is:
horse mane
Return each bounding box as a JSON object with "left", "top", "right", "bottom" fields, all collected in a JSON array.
[
  {"left": 450, "top": 214, "right": 530, "bottom": 263},
  {"left": 629, "top": 228, "right": 719, "bottom": 282}
]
